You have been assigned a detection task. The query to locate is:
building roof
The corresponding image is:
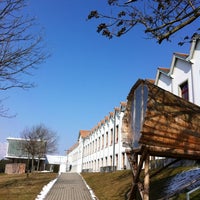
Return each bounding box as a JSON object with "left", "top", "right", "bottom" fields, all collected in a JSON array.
[
  {"left": 79, "top": 130, "right": 90, "bottom": 139},
  {"left": 46, "top": 155, "right": 67, "bottom": 164},
  {"left": 155, "top": 35, "right": 200, "bottom": 85},
  {"left": 120, "top": 101, "right": 127, "bottom": 107},
  {"left": 67, "top": 142, "right": 79, "bottom": 154},
  {"left": 158, "top": 67, "right": 170, "bottom": 74},
  {"left": 174, "top": 52, "right": 189, "bottom": 59}
]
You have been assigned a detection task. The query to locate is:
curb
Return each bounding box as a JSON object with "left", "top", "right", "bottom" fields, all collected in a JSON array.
[
  {"left": 80, "top": 173, "right": 98, "bottom": 200},
  {"left": 35, "top": 176, "right": 59, "bottom": 200}
]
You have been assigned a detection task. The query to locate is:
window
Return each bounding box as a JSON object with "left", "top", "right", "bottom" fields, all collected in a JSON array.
[
  {"left": 106, "top": 132, "right": 108, "bottom": 147},
  {"left": 122, "top": 152, "right": 125, "bottom": 169},
  {"left": 110, "top": 128, "right": 113, "bottom": 145},
  {"left": 98, "top": 137, "right": 100, "bottom": 150},
  {"left": 110, "top": 155, "right": 112, "bottom": 166},
  {"left": 102, "top": 134, "right": 104, "bottom": 149},
  {"left": 97, "top": 159, "right": 100, "bottom": 171},
  {"left": 180, "top": 81, "right": 189, "bottom": 101},
  {"left": 115, "top": 125, "right": 119, "bottom": 143},
  {"left": 95, "top": 139, "right": 97, "bottom": 152},
  {"left": 116, "top": 154, "right": 118, "bottom": 168}
]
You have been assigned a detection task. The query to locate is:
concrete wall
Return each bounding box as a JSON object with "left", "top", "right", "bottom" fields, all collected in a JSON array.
[{"left": 5, "top": 163, "right": 26, "bottom": 174}]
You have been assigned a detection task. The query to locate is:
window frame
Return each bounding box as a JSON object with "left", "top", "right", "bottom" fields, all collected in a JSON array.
[{"left": 179, "top": 80, "right": 189, "bottom": 101}]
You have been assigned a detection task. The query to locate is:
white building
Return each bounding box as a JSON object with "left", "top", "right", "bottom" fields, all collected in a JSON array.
[
  {"left": 45, "top": 155, "right": 68, "bottom": 174},
  {"left": 67, "top": 102, "right": 130, "bottom": 173},
  {"left": 155, "top": 35, "right": 200, "bottom": 106},
  {"left": 67, "top": 35, "right": 200, "bottom": 173},
  {"left": 5, "top": 137, "right": 68, "bottom": 173}
]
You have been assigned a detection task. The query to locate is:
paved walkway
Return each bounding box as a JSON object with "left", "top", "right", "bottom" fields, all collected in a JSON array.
[{"left": 44, "top": 173, "right": 94, "bottom": 200}]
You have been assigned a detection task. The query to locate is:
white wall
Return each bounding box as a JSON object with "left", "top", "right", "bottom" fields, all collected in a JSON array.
[{"left": 156, "top": 38, "right": 200, "bottom": 107}]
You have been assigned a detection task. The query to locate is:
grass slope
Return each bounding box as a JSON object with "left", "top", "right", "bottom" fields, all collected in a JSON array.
[
  {"left": 82, "top": 166, "right": 200, "bottom": 200},
  {"left": 0, "top": 172, "right": 57, "bottom": 200},
  {"left": 82, "top": 170, "right": 132, "bottom": 200}
]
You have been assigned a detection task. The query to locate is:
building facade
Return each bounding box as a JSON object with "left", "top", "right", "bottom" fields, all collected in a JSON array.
[
  {"left": 67, "top": 35, "right": 200, "bottom": 173},
  {"left": 155, "top": 35, "right": 200, "bottom": 106},
  {"left": 6, "top": 137, "right": 68, "bottom": 173},
  {"left": 67, "top": 102, "right": 130, "bottom": 173},
  {"left": 5, "top": 137, "right": 46, "bottom": 171}
]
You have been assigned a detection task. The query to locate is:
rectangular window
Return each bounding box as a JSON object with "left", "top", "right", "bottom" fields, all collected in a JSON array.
[
  {"left": 95, "top": 139, "right": 97, "bottom": 152},
  {"left": 110, "top": 155, "right": 112, "bottom": 166},
  {"left": 110, "top": 128, "right": 113, "bottom": 145},
  {"left": 106, "top": 132, "right": 108, "bottom": 147},
  {"left": 115, "top": 154, "right": 118, "bottom": 169},
  {"left": 98, "top": 137, "right": 100, "bottom": 150},
  {"left": 180, "top": 81, "right": 189, "bottom": 101},
  {"left": 116, "top": 125, "right": 119, "bottom": 143},
  {"left": 102, "top": 134, "right": 104, "bottom": 149},
  {"left": 122, "top": 152, "right": 125, "bottom": 169}
]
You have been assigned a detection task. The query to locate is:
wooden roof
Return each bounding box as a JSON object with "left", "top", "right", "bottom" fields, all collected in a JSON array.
[{"left": 122, "top": 79, "right": 200, "bottom": 159}]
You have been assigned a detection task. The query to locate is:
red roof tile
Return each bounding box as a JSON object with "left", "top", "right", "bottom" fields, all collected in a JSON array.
[
  {"left": 79, "top": 130, "right": 90, "bottom": 138},
  {"left": 174, "top": 52, "right": 189, "bottom": 59},
  {"left": 158, "top": 67, "right": 170, "bottom": 73}
]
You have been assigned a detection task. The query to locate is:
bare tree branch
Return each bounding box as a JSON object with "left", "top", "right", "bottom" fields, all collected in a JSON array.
[
  {"left": 21, "top": 124, "right": 58, "bottom": 172},
  {"left": 0, "top": 0, "right": 49, "bottom": 117},
  {"left": 88, "top": 0, "right": 200, "bottom": 43}
]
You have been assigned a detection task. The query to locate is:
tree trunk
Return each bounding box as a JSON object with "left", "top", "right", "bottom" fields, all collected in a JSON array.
[
  {"left": 37, "top": 158, "right": 40, "bottom": 171},
  {"left": 26, "top": 156, "right": 30, "bottom": 178},
  {"left": 31, "top": 156, "right": 34, "bottom": 172},
  {"left": 144, "top": 154, "right": 150, "bottom": 200}
]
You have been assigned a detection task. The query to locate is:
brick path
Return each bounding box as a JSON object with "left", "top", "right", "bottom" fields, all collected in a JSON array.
[{"left": 44, "top": 173, "right": 94, "bottom": 200}]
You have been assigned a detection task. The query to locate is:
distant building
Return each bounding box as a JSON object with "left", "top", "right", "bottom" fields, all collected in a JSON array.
[
  {"left": 5, "top": 137, "right": 46, "bottom": 171},
  {"left": 46, "top": 155, "right": 68, "bottom": 174},
  {"left": 6, "top": 137, "right": 29, "bottom": 160},
  {"left": 5, "top": 137, "right": 68, "bottom": 173}
]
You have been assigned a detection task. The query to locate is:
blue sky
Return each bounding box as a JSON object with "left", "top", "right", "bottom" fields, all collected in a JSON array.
[{"left": 0, "top": 0, "right": 195, "bottom": 155}]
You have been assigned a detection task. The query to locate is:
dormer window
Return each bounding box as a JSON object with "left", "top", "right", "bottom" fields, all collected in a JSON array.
[{"left": 179, "top": 81, "right": 189, "bottom": 101}]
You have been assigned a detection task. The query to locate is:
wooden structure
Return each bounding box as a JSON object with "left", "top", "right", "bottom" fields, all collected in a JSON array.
[{"left": 122, "top": 79, "right": 200, "bottom": 200}]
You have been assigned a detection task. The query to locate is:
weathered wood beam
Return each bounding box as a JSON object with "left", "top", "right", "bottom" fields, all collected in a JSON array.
[
  {"left": 128, "top": 147, "right": 148, "bottom": 200},
  {"left": 143, "top": 114, "right": 200, "bottom": 137},
  {"left": 142, "top": 124, "right": 200, "bottom": 144},
  {"left": 140, "top": 134, "right": 200, "bottom": 152},
  {"left": 146, "top": 145, "right": 200, "bottom": 159},
  {"left": 144, "top": 154, "right": 150, "bottom": 200}
]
